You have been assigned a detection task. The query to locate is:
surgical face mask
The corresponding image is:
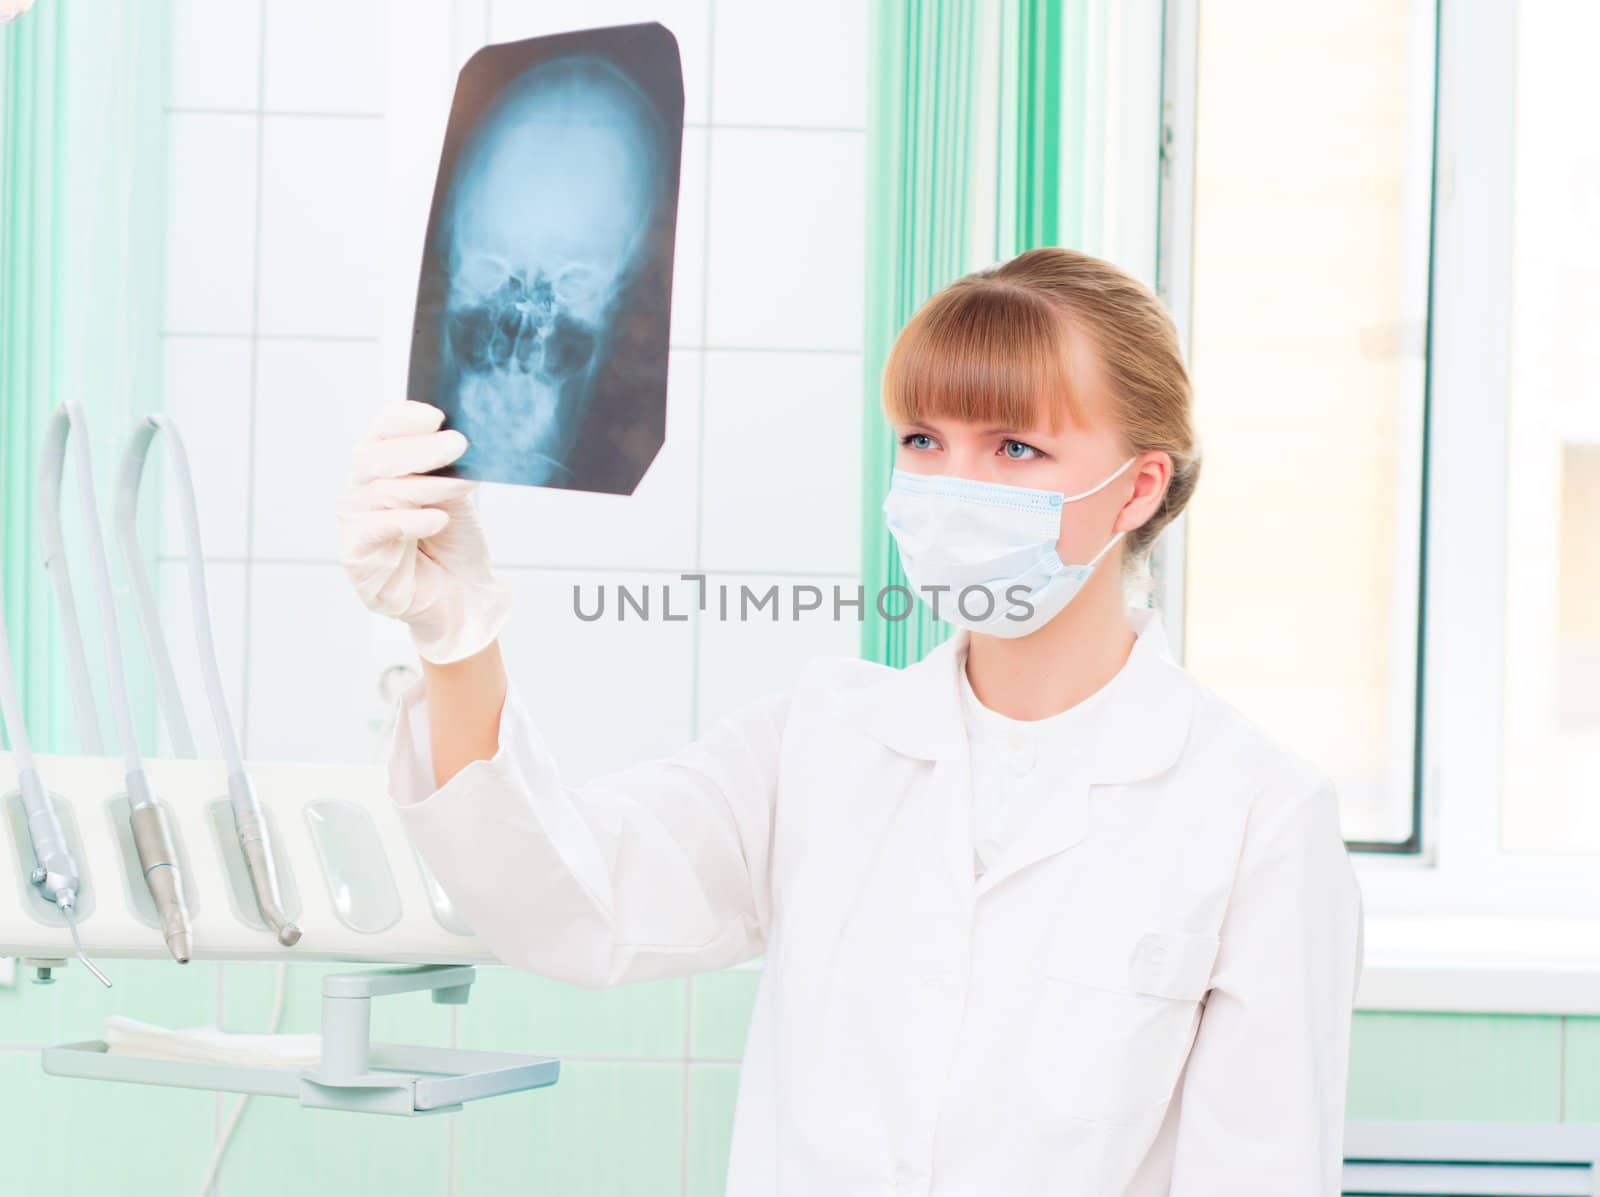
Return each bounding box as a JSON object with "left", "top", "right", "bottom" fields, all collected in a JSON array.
[{"left": 882, "top": 456, "right": 1136, "bottom": 638}]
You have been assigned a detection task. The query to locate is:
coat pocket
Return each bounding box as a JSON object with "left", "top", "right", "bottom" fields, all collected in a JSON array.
[{"left": 1024, "top": 919, "right": 1219, "bottom": 1125}]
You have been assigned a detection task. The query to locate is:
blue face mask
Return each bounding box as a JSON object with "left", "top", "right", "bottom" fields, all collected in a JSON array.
[{"left": 881, "top": 456, "right": 1136, "bottom": 638}]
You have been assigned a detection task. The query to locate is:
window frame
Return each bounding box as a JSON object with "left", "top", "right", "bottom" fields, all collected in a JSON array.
[{"left": 1364, "top": 0, "right": 1600, "bottom": 923}]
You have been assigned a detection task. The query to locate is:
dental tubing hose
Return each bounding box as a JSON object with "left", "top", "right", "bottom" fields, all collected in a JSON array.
[
  {"left": 39, "top": 403, "right": 194, "bottom": 964},
  {"left": 116, "top": 414, "right": 300, "bottom": 947}
]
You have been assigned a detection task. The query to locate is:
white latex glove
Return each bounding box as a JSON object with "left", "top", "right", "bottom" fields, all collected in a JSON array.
[{"left": 337, "top": 401, "right": 512, "bottom": 665}]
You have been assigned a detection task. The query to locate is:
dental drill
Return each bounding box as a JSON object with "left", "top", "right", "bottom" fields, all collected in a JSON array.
[
  {"left": 0, "top": 587, "right": 112, "bottom": 987},
  {"left": 39, "top": 403, "right": 194, "bottom": 964},
  {"left": 115, "top": 414, "right": 301, "bottom": 947}
]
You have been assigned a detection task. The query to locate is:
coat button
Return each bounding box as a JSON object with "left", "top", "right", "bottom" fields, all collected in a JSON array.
[
  {"left": 892, "top": 1163, "right": 925, "bottom": 1193},
  {"left": 920, "top": 972, "right": 957, "bottom": 996}
]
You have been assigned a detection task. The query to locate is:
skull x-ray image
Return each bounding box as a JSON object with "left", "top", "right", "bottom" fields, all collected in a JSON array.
[{"left": 409, "top": 22, "right": 684, "bottom": 492}]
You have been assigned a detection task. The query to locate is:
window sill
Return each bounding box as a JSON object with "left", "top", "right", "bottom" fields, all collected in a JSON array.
[{"left": 1358, "top": 914, "right": 1600, "bottom": 1016}]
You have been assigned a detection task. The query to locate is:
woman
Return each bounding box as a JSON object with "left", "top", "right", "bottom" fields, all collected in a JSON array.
[{"left": 338, "top": 247, "right": 1364, "bottom": 1195}]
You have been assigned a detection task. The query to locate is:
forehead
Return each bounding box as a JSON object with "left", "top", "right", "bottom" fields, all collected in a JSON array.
[
  {"left": 1053, "top": 319, "right": 1114, "bottom": 434},
  {"left": 880, "top": 284, "right": 1117, "bottom": 437}
]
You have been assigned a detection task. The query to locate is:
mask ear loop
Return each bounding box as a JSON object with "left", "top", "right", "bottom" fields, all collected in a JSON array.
[
  {"left": 1063, "top": 455, "right": 1138, "bottom": 570},
  {"left": 1060, "top": 454, "right": 1138, "bottom": 503},
  {"left": 1086, "top": 527, "right": 1127, "bottom": 568}
]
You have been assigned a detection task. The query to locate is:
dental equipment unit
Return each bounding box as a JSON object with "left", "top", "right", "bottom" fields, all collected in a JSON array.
[
  {"left": 38, "top": 402, "right": 195, "bottom": 963},
  {"left": 115, "top": 414, "right": 301, "bottom": 948},
  {"left": 0, "top": 584, "right": 111, "bottom": 987},
  {"left": 2, "top": 402, "right": 562, "bottom": 1117}
]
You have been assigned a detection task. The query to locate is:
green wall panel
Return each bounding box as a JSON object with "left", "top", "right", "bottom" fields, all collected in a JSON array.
[
  {"left": 690, "top": 968, "right": 761, "bottom": 1059},
  {"left": 458, "top": 968, "right": 687, "bottom": 1060},
  {"left": 0, "top": 1050, "right": 215, "bottom": 1195},
  {"left": 455, "top": 1060, "right": 682, "bottom": 1197},
  {"left": 1560, "top": 1016, "right": 1600, "bottom": 1121},
  {"left": 215, "top": 1091, "right": 451, "bottom": 1194},
  {"left": 687, "top": 1063, "right": 742, "bottom": 1197},
  {"left": 1347, "top": 1011, "right": 1563, "bottom": 1122}
]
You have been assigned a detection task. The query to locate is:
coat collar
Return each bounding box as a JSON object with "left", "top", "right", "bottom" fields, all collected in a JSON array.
[{"left": 845, "top": 605, "right": 1197, "bottom": 786}]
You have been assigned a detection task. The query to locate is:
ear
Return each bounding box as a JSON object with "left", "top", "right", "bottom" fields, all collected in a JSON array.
[{"left": 1114, "top": 452, "right": 1171, "bottom": 535}]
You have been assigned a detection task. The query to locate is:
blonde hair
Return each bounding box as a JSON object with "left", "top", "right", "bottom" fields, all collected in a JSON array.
[{"left": 881, "top": 247, "right": 1200, "bottom": 576}]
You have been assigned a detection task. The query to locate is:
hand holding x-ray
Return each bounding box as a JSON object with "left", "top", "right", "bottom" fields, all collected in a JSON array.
[
  {"left": 336, "top": 401, "right": 513, "bottom": 667},
  {"left": 407, "top": 22, "right": 685, "bottom": 496}
]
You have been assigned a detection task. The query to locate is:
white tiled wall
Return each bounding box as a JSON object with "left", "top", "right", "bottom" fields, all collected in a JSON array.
[{"left": 159, "top": 0, "right": 867, "bottom": 780}]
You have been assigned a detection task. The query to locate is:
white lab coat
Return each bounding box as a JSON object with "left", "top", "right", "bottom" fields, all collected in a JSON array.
[{"left": 387, "top": 605, "right": 1365, "bottom": 1196}]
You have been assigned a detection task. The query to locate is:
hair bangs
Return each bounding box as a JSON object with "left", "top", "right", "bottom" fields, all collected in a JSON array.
[{"left": 881, "top": 281, "right": 1077, "bottom": 435}]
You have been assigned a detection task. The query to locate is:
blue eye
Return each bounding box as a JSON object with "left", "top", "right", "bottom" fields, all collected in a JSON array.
[
  {"left": 1001, "top": 439, "right": 1041, "bottom": 460},
  {"left": 900, "top": 432, "right": 937, "bottom": 451}
]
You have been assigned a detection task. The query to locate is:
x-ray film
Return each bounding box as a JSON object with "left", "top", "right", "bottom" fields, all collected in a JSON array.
[{"left": 409, "top": 23, "right": 684, "bottom": 493}]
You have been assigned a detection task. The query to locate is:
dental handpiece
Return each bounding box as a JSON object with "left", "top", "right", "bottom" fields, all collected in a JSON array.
[
  {"left": 0, "top": 588, "right": 111, "bottom": 985},
  {"left": 124, "top": 772, "right": 192, "bottom": 963},
  {"left": 40, "top": 403, "right": 194, "bottom": 964},
  {"left": 20, "top": 766, "right": 78, "bottom": 904},
  {"left": 230, "top": 774, "right": 300, "bottom": 946},
  {"left": 117, "top": 413, "right": 300, "bottom": 947},
  {"left": 19, "top": 766, "right": 111, "bottom": 987}
]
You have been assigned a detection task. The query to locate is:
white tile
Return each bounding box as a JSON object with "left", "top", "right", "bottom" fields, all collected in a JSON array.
[
  {"left": 245, "top": 563, "right": 406, "bottom": 763},
  {"left": 476, "top": 351, "right": 700, "bottom": 571},
  {"left": 262, "top": 0, "right": 386, "bottom": 114},
  {"left": 698, "top": 349, "right": 862, "bottom": 575},
  {"left": 155, "top": 561, "right": 248, "bottom": 761},
  {"left": 711, "top": 0, "right": 868, "bottom": 129},
  {"left": 159, "top": 337, "right": 254, "bottom": 560},
  {"left": 168, "top": 0, "right": 262, "bottom": 111},
  {"left": 450, "top": 0, "right": 490, "bottom": 73},
  {"left": 703, "top": 128, "right": 865, "bottom": 351},
  {"left": 251, "top": 339, "right": 383, "bottom": 561},
  {"left": 669, "top": 126, "right": 709, "bottom": 347},
  {"left": 487, "top": 0, "right": 713, "bottom": 125},
  {"left": 256, "top": 116, "right": 386, "bottom": 337},
  {"left": 498, "top": 569, "right": 696, "bottom": 783},
  {"left": 165, "top": 114, "right": 259, "bottom": 336},
  {"left": 694, "top": 571, "right": 860, "bottom": 732}
]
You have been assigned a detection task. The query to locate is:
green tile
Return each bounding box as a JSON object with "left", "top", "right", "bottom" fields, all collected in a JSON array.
[
  {"left": 0, "top": 957, "right": 218, "bottom": 1045},
  {"left": 214, "top": 1090, "right": 450, "bottom": 1195},
  {"left": 0, "top": 1049, "right": 215, "bottom": 1194},
  {"left": 1561, "top": 1017, "right": 1600, "bottom": 1120},
  {"left": 220, "top": 961, "right": 451, "bottom": 1047},
  {"left": 687, "top": 1063, "right": 742, "bottom": 1197},
  {"left": 458, "top": 964, "right": 686, "bottom": 1059},
  {"left": 456, "top": 1059, "right": 682, "bottom": 1196},
  {"left": 690, "top": 969, "right": 760, "bottom": 1059},
  {"left": 1347, "top": 1012, "right": 1561, "bottom": 1121}
]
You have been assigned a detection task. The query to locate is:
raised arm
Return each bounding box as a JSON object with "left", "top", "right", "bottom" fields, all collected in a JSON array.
[
  {"left": 336, "top": 400, "right": 786, "bottom": 987},
  {"left": 420, "top": 637, "right": 510, "bottom": 789},
  {"left": 387, "top": 665, "right": 788, "bottom": 987}
]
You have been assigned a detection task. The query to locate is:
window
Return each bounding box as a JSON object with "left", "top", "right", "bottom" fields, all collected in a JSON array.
[
  {"left": 1164, "top": 0, "right": 1600, "bottom": 928},
  {"left": 1164, "top": 0, "right": 1600, "bottom": 896},
  {"left": 1176, "top": 0, "right": 1437, "bottom": 850}
]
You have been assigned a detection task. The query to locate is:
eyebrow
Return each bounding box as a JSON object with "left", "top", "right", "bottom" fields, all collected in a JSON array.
[{"left": 898, "top": 421, "right": 1056, "bottom": 438}]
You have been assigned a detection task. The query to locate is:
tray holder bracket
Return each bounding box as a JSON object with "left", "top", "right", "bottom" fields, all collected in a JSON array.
[{"left": 42, "top": 963, "right": 561, "bottom": 1117}]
